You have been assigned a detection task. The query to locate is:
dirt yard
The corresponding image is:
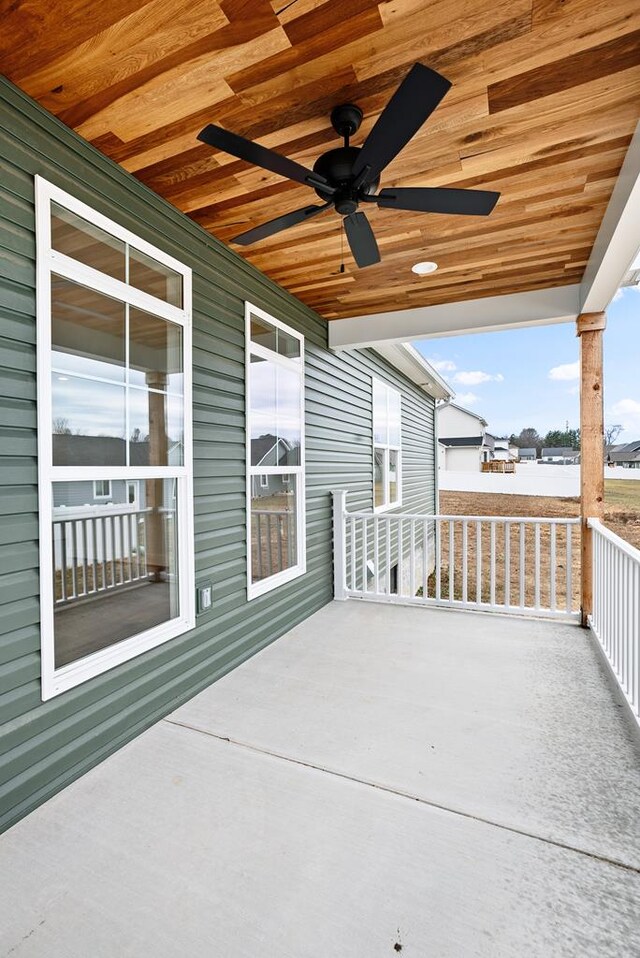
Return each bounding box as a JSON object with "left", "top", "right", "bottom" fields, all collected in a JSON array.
[
  {"left": 435, "top": 482, "right": 640, "bottom": 612},
  {"left": 440, "top": 480, "right": 640, "bottom": 551}
]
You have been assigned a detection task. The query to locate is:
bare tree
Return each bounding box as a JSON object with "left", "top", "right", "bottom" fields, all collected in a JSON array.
[
  {"left": 604, "top": 423, "right": 623, "bottom": 448},
  {"left": 52, "top": 417, "right": 72, "bottom": 435}
]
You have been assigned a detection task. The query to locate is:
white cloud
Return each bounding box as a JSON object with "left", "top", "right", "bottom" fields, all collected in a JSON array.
[
  {"left": 611, "top": 398, "right": 640, "bottom": 434},
  {"left": 567, "top": 385, "right": 579, "bottom": 396},
  {"left": 429, "top": 358, "right": 457, "bottom": 373},
  {"left": 453, "top": 370, "right": 504, "bottom": 386},
  {"left": 455, "top": 392, "right": 479, "bottom": 406},
  {"left": 548, "top": 361, "right": 579, "bottom": 381}
]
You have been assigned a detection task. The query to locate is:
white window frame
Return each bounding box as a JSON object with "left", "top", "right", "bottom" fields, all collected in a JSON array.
[
  {"left": 245, "top": 302, "right": 305, "bottom": 600},
  {"left": 260, "top": 474, "right": 269, "bottom": 489},
  {"left": 372, "top": 377, "right": 402, "bottom": 512},
  {"left": 93, "top": 479, "right": 112, "bottom": 500},
  {"left": 35, "top": 175, "right": 195, "bottom": 700}
]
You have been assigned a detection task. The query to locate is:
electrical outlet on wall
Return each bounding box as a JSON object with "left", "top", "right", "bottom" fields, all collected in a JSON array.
[{"left": 197, "top": 584, "right": 212, "bottom": 614}]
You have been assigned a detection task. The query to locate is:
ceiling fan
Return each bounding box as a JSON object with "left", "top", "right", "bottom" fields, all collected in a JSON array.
[{"left": 197, "top": 63, "right": 500, "bottom": 268}]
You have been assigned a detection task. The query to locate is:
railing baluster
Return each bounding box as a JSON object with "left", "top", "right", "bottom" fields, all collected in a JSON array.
[
  {"left": 549, "top": 523, "right": 556, "bottom": 612},
  {"left": 435, "top": 518, "right": 441, "bottom": 601},
  {"left": 374, "top": 516, "right": 379, "bottom": 594},
  {"left": 409, "top": 518, "right": 416, "bottom": 599},
  {"left": 476, "top": 520, "right": 482, "bottom": 605},
  {"left": 504, "top": 520, "right": 510, "bottom": 609},
  {"left": 566, "top": 523, "right": 573, "bottom": 613},
  {"left": 398, "top": 517, "right": 404, "bottom": 597},
  {"left": 534, "top": 523, "right": 541, "bottom": 611},
  {"left": 490, "top": 521, "right": 496, "bottom": 607},
  {"left": 350, "top": 515, "right": 356, "bottom": 592},
  {"left": 519, "top": 522, "right": 525, "bottom": 609},
  {"left": 422, "top": 519, "right": 428, "bottom": 601},
  {"left": 448, "top": 519, "right": 454, "bottom": 602},
  {"left": 385, "top": 516, "right": 392, "bottom": 595},
  {"left": 60, "top": 522, "right": 68, "bottom": 602},
  {"left": 462, "top": 520, "right": 468, "bottom": 605}
]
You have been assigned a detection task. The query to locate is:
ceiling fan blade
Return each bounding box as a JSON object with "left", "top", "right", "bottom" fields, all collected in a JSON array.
[
  {"left": 198, "top": 124, "right": 335, "bottom": 193},
  {"left": 344, "top": 212, "right": 380, "bottom": 268},
  {"left": 232, "top": 203, "right": 332, "bottom": 246},
  {"left": 375, "top": 187, "right": 500, "bottom": 215},
  {"left": 352, "top": 64, "right": 452, "bottom": 183}
]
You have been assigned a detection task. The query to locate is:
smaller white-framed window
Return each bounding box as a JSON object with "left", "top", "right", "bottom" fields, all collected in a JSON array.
[
  {"left": 93, "top": 479, "right": 112, "bottom": 500},
  {"left": 373, "top": 378, "right": 402, "bottom": 511},
  {"left": 246, "top": 303, "right": 305, "bottom": 599}
]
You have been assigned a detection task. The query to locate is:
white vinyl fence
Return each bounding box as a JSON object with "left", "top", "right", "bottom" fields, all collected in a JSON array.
[
  {"left": 589, "top": 519, "right": 640, "bottom": 726},
  {"left": 333, "top": 492, "right": 580, "bottom": 620}
]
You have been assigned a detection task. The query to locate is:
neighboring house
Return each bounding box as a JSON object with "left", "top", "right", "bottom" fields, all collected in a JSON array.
[
  {"left": 437, "top": 402, "right": 494, "bottom": 471},
  {"left": 518, "top": 447, "right": 537, "bottom": 461},
  {"left": 540, "top": 447, "right": 579, "bottom": 463},
  {"left": 492, "top": 437, "right": 518, "bottom": 462},
  {"left": 608, "top": 440, "right": 640, "bottom": 468},
  {"left": 0, "top": 82, "right": 452, "bottom": 832}
]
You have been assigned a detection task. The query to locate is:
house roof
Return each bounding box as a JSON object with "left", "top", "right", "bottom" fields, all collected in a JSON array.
[
  {"left": 519, "top": 448, "right": 537, "bottom": 456},
  {"left": 4, "top": 3, "right": 639, "bottom": 329},
  {"left": 541, "top": 447, "right": 578, "bottom": 457},
  {"left": 437, "top": 401, "right": 488, "bottom": 428},
  {"left": 439, "top": 436, "right": 485, "bottom": 448},
  {"left": 609, "top": 440, "right": 640, "bottom": 462}
]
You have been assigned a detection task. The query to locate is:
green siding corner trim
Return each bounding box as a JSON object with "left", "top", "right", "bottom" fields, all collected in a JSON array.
[{"left": 0, "top": 76, "right": 435, "bottom": 833}]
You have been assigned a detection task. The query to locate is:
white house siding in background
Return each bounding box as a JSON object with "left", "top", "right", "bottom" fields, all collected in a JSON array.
[
  {"left": 437, "top": 402, "right": 487, "bottom": 439},
  {"left": 443, "top": 446, "right": 482, "bottom": 472}
]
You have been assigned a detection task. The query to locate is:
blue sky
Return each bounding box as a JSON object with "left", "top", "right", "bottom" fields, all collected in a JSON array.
[{"left": 413, "top": 286, "right": 640, "bottom": 442}]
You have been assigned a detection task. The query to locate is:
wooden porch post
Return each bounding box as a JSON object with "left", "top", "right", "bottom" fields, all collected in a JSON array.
[{"left": 577, "top": 312, "right": 606, "bottom": 626}]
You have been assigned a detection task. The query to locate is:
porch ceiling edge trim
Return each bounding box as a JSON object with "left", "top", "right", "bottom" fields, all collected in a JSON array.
[
  {"left": 372, "top": 343, "right": 453, "bottom": 401},
  {"left": 328, "top": 284, "right": 581, "bottom": 351},
  {"left": 580, "top": 119, "right": 640, "bottom": 313}
]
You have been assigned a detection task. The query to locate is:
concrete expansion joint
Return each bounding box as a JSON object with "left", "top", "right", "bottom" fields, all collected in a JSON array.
[{"left": 163, "top": 717, "right": 640, "bottom": 877}]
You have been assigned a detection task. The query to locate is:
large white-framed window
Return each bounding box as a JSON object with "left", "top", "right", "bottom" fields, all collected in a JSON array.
[
  {"left": 35, "top": 176, "right": 195, "bottom": 700},
  {"left": 373, "top": 378, "right": 402, "bottom": 511},
  {"left": 245, "top": 302, "right": 305, "bottom": 599}
]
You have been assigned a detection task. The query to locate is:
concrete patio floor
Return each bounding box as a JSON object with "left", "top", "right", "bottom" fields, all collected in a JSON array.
[{"left": 2, "top": 602, "right": 640, "bottom": 957}]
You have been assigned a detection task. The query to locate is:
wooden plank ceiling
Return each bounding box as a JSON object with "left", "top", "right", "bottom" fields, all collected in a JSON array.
[{"left": 3, "top": 0, "right": 640, "bottom": 320}]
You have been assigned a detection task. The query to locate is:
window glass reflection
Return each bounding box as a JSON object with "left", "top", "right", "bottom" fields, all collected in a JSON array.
[
  {"left": 128, "top": 389, "right": 184, "bottom": 466},
  {"left": 374, "top": 448, "right": 385, "bottom": 508},
  {"left": 129, "top": 248, "right": 183, "bottom": 307},
  {"left": 52, "top": 276, "right": 125, "bottom": 382},
  {"left": 52, "top": 375, "right": 126, "bottom": 465},
  {"left": 51, "top": 203, "right": 126, "bottom": 282},
  {"left": 129, "top": 309, "right": 183, "bottom": 392},
  {"left": 52, "top": 478, "right": 179, "bottom": 667},
  {"left": 250, "top": 355, "right": 301, "bottom": 467},
  {"left": 250, "top": 479, "right": 297, "bottom": 583}
]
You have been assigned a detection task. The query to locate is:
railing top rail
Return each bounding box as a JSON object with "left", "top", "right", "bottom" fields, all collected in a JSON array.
[
  {"left": 344, "top": 511, "right": 580, "bottom": 524},
  {"left": 588, "top": 517, "right": 640, "bottom": 563}
]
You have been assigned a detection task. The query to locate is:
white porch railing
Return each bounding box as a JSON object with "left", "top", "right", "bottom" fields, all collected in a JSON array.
[
  {"left": 589, "top": 518, "right": 640, "bottom": 725},
  {"left": 53, "top": 508, "right": 151, "bottom": 606},
  {"left": 332, "top": 491, "right": 580, "bottom": 620}
]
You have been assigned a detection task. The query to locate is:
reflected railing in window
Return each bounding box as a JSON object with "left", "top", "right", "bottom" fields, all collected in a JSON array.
[{"left": 52, "top": 480, "right": 179, "bottom": 669}]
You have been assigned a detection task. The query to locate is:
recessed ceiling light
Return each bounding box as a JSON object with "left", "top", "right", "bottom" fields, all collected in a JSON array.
[{"left": 412, "top": 261, "right": 438, "bottom": 275}]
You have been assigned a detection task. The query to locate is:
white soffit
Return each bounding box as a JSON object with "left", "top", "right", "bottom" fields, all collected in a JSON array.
[
  {"left": 329, "top": 284, "right": 581, "bottom": 351},
  {"left": 373, "top": 343, "right": 453, "bottom": 400},
  {"left": 580, "top": 119, "right": 640, "bottom": 312}
]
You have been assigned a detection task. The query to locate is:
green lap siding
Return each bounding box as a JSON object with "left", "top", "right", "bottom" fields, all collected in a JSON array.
[{"left": 0, "top": 77, "right": 436, "bottom": 831}]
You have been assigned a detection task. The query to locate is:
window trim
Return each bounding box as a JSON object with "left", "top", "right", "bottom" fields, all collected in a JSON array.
[
  {"left": 372, "top": 377, "right": 402, "bottom": 513},
  {"left": 245, "top": 302, "right": 305, "bottom": 600},
  {"left": 93, "top": 479, "right": 112, "bottom": 500},
  {"left": 35, "top": 175, "right": 195, "bottom": 700}
]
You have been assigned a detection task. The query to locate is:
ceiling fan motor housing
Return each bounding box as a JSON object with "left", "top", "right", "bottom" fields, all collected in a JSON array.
[{"left": 312, "top": 145, "right": 379, "bottom": 213}]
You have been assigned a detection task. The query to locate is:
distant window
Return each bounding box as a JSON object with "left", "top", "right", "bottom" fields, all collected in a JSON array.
[
  {"left": 93, "top": 479, "right": 112, "bottom": 500},
  {"left": 373, "top": 378, "right": 402, "bottom": 511},
  {"left": 36, "top": 176, "right": 194, "bottom": 700},
  {"left": 246, "top": 303, "right": 305, "bottom": 599}
]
